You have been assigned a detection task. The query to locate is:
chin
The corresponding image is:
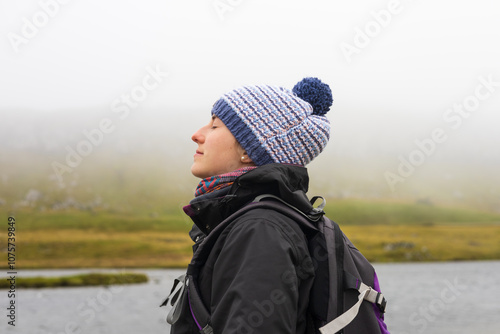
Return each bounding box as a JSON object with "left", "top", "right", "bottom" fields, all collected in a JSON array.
[{"left": 191, "top": 164, "right": 207, "bottom": 179}]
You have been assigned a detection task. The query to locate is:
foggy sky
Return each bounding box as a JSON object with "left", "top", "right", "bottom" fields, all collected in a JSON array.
[{"left": 1, "top": 1, "right": 499, "bottom": 111}]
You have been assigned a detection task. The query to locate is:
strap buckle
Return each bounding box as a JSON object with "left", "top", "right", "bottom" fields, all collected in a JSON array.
[
  {"left": 376, "top": 293, "right": 387, "bottom": 313},
  {"left": 200, "top": 324, "right": 214, "bottom": 334}
]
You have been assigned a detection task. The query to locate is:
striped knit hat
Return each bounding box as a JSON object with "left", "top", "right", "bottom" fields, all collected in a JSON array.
[{"left": 212, "top": 77, "right": 333, "bottom": 166}]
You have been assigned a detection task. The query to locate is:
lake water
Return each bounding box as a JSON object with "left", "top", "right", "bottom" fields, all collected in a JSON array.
[{"left": 1, "top": 261, "right": 499, "bottom": 334}]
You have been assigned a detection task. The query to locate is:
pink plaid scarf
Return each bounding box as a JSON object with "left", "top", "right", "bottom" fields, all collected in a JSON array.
[{"left": 194, "top": 167, "right": 257, "bottom": 197}]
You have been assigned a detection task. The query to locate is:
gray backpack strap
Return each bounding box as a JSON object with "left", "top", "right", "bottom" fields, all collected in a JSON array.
[
  {"left": 319, "top": 279, "right": 387, "bottom": 334},
  {"left": 186, "top": 265, "right": 214, "bottom": 334},
  {"left": 253, "top": 194, "right": 326, "bottom": 221},
  {"left": 161, "top": 271, "right": 214, "bottom": 334},
  {"left": 160, "top": 274, "right": 187, "bottom": 325},
  {"left": 319, "top": 287, "right": 374, "bottom": 334},
  {"left": 344, "top": 271, "right": 387, "bottom": 313}
]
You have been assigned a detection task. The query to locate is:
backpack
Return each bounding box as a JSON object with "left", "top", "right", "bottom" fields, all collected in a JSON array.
[{"left": 162, "top": 194, "right": 389, "bottom": 334}]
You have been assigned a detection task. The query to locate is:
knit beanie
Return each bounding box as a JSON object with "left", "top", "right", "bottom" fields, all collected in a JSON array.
[{"left": 212, "top": 77, "right": 333, "bottom": 166}]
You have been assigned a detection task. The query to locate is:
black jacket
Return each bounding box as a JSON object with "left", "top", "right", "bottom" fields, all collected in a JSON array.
[{"left": 170, "top": 164, "right": 316, "bottom": 334}]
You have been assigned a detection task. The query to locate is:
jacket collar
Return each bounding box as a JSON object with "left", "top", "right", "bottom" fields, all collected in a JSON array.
[{"left": 183, "top": 163, "right": 313, "bottom": 235}]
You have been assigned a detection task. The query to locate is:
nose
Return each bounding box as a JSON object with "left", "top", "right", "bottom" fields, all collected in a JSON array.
[{"left": 191, "top": 126, "right": 205, "bottom": 144}]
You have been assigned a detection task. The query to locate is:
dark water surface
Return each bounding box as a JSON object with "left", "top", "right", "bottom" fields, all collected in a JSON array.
[{"left": 2, "top": 261, "right": 499, "bottom": 334}]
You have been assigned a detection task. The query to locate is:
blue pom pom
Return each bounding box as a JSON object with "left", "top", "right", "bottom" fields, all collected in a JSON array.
[{"left": 292, "top": 77, "right": 333, "bottom": 116}]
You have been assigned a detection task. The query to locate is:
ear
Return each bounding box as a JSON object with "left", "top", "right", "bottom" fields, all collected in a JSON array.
[{"left": 240, "top": 151, "right": 254, "bottom": 164}]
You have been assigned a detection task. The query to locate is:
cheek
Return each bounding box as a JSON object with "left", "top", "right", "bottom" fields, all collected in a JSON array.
[
  {"left": 219, "top": 142, "right": 240, "bottom": 161},
  {"left": 227, "top": 138, "right": 244, "bottom": 157},
  {"left": 213, "top": 131, "right": 241, "bottom": 154},
  {"left": 216, "top": 138, "right": 243, "bottom": 168}
]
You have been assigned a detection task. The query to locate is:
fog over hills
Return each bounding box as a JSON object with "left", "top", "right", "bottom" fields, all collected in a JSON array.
[{"left": 1, "top": 107, "right": 498, "bottom": 213}]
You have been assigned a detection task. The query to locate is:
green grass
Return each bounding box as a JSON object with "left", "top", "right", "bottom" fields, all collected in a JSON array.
[
  {"left": 342, "top": 224, "right": 500, "bottom": 262},
  {"left": 11, "top": 229, "right": 193, "bottom": 268},
  {"left": 324, "top": 198, "right": 500, "bottom": 225},
  {"left": 0, "top": 272, "right": 148, "bottom": 288},
  {"left": 1, "top": 198, "right": 499, "bottom": 268},
  {"left": 12, "top": 209, "right": 192, "bottom": 232}
]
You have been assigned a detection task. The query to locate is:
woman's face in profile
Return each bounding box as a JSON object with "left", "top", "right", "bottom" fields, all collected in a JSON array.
[{"left": 190, "top": 116, "right": 247, "bottom": 179}]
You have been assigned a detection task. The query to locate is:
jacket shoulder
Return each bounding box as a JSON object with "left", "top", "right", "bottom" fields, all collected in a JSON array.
[{"left": 223, "top": 207, "right": 310, "bottom": 260}]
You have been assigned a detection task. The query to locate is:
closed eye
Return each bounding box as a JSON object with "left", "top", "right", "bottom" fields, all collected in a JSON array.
[{"left": 211, "top": 115, "right": 220, "bottom": 129}]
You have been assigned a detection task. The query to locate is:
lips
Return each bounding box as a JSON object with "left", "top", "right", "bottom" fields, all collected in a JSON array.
[{"left": 194, "top": 150, "right": 203, "bottom": 157}]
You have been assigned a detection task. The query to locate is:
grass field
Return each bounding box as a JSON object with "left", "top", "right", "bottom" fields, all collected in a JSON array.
[
  {"left": 1, "top": 199, "right": 499, "bottom": 269},
  {"left": 0, "top": 272, "right": 148, "bottom": 289}
]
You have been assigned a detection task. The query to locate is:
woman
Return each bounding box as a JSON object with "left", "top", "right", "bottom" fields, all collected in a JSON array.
[{"left": 169, "top": 77, "right": 333, "bottom": 334}]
